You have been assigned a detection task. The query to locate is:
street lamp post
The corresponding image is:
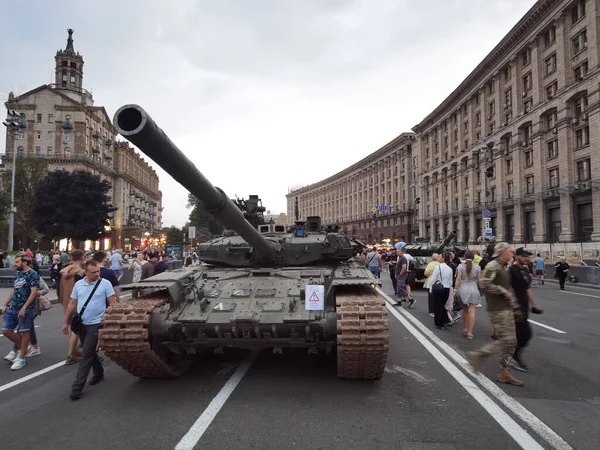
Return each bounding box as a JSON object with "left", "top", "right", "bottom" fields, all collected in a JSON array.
[{"left": 3, "top": 109, "right": 26, "bottom": 252}]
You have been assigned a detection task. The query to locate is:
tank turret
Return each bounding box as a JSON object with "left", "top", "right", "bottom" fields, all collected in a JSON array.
[
  {"left": 402, "top": 231, "right": 457, "bottom": 287},
  {"left": 434, "top": 230, "right": 458, "bottom": 253},
  {"left": 113, "top": 104, "right": 278, "bottom": 262}
]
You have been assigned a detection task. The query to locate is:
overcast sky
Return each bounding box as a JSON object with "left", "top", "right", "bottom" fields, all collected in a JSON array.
[{"left": 1, "top": 0, "right": 536, "bottom": 227}]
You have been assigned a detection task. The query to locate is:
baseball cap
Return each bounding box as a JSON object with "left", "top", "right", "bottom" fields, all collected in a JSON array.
[
  {"left": 395, "top": 241, "right": 406, "bottom": 250},
  {"left": 492, "top": 242, "right": 512, "bottom": 258},
  {"left": 515, "top": 247, "right": 531, "bottom": 256}
]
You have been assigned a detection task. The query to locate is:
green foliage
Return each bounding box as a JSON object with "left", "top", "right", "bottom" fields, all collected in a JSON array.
[
  {"left": 162, "top": 225, "right": 185, "bottom": 243},
  {"left": 32, "top": 169, "right": 116, "bottom": 242},
  {"left": 187, "top": 193, "right": 223, "bottom": 238},
  {"left": 0, "top": 158, "right": 49, "bottom": 241}
]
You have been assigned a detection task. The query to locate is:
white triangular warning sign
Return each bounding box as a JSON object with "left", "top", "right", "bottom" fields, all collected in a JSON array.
[{"left": 308, "top": 291, "right": 320, "bottom": 302}]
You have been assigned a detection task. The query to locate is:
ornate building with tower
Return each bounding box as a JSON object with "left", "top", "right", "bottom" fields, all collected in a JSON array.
[{"left": 2, "top": 29, "right": 162, "bottom": 250}]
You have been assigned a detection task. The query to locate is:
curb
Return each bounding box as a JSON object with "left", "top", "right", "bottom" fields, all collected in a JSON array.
[{"left": 541, "top": 278, "right": 600, "bottom": 291}]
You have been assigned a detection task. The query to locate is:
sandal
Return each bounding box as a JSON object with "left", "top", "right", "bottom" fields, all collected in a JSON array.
[{"left": 467, "top": 334, "right": 474, "bottom": 340}]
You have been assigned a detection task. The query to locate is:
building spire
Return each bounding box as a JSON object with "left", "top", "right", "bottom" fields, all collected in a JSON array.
[{"left": 66, "top": 28, "right": 74, "bottom": 52}]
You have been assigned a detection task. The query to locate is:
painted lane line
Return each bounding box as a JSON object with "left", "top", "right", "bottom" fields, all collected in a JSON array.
[
  {"left": 174, "top": 351, "right": 257, "bottom": 450},
  {"left": 557, "top": 290, "right": 600, "bottom": 299},
  {"left": 382, "top": 302, "right": 544, "bottom": 450},
  {"left": 377, "top": 288, "right": 573, "bottom": 450},
  {"left": 0, "top": 360, "right": 66, "bottom": 393},
  {"left": 528, "top": 319, "right": 567, "bottom": 334}
]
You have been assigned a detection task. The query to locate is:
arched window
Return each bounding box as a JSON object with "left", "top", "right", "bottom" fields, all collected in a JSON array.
[
  {"left": 16, "top": 146, "right": 24, "bottom": 159},
  {"left": 64, "top": 147, "right": 71, "bottom": 157},
  {"left": 63, "top": 114, "right": 73, "bottom": 130}
]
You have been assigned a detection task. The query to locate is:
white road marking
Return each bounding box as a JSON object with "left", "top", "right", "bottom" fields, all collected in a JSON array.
[
  {"left": 175, "top": 352, "right": 257, "bottom": 450},
  {"left": 382, "top": 301, "right": 544, "bottom": 449},
  {"left": 558, "top": 290, "right": 600, "bottom": 299},
  {"left": 528, "top": 319, "right": 567, "bottom": 334},
  {"left": 378, "top": 288, "right": 573, "bottom": 450},
  {"left": 0, "top": 360, "right": 66, "bottom": 393}
]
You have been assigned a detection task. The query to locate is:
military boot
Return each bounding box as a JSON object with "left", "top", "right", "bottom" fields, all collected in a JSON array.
[{"left": 497, "top": 368, "right": 523, "bottom": 386}]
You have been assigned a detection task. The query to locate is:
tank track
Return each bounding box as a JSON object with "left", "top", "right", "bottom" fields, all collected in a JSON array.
[
  {"left": 99, "top": 299, "right": 179, "bottom": 378},
  {"left": 336, "top": 286, "right": 389, "bottom": 380}
]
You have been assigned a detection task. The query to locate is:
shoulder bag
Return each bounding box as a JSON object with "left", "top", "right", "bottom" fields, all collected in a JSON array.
[
  {"left": 431, "top": 265, "right": 445, "bottom": 294},
  {"left": 70, "top": 278, "right": 102, "bottom": 335}
]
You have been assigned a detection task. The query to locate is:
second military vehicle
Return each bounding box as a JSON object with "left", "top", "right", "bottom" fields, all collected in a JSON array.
[
  {"left": 404, "top": 232, "right": 458, "bottom": 286},
  {"left": 98, "top": 104, "right": 390, "bottom": 381}
]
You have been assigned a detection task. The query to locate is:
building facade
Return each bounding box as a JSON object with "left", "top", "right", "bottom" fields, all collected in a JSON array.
[
  {"left": 2, "top": 29, "right": 162, "bottom": 250},
  {"left": 286, "top": 134, "right": 417, "bottom": 244},
  {"left": 413, "top": 0, "right": 600, "bottom": 244}
]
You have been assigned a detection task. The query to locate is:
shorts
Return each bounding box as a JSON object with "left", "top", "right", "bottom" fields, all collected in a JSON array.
[
  {"left": 112, "top": 269, "right": 123, "bottom": 277},
  {"left": 407, "top": 272, "right": 416, "bottom": 285},
  {"left": 2, "top": 306, "right": 35, "bottom": 333},
  {"left": 535, "top": 270, "right": 544, "bottom": 276}
]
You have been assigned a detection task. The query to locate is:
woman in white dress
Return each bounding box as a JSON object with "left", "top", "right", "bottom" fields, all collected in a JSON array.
[{"left": 454, "top": 250, "right": 482, "bottom": 339}]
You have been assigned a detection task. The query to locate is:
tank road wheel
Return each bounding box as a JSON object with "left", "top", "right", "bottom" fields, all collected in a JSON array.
[
  {"left": 336, "top": 287, "right": 389, "bottom": 380},
  {"left": 99, "top": 299, "right": 180, "bottom": 378}
]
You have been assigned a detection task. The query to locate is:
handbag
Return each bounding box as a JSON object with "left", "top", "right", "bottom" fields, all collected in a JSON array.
[
  {"left": 431, "top": 265, "right": 445, "bottom": 294},
  {"left": 70, "top": 278, "right": 102, "bottom": 335},
  {"left": 38, "top": 294, "right": 52, "bottom": 312}
]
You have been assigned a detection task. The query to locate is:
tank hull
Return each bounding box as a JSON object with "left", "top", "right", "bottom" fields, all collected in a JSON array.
[{"left": 99, "top": 262, "right": 389, "bottom": 380}]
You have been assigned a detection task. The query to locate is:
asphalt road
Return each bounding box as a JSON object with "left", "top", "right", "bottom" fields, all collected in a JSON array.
[{"left": 0, "top": 277, "right": 597, "bottom": 449}]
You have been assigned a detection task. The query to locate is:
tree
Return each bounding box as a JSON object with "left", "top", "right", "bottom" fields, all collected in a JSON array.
[
  {"left": 32, "top": 170, "right": 116, "bottom": 244},
  {"left": 0, "top": 158, "right": 49, "bottom": 247},
  {"left": 162, "top": 226, "right": 184, "bottom": 243},
  {"left": 187, "top": 193, "right": 223, "bottom": 239}
]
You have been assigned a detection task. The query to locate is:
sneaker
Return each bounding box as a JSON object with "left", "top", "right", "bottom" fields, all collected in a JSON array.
[
  {"left": 26, "top": 347, "right": 41, "bottom": 358},
  {"left": 476, "top": 303, "right": 482, "bottom": 308},
  {"left": 408, "top": 298, "right": 417, "bottom": 308},
  {"left": 510, "top": 359, "right": 529, "bottom": 372},
  {"left": 4, "top": 350, "right": 17, "bottom": 363},
  {"left": 10, "top": 358, "right": 26, "bottom": 370}
]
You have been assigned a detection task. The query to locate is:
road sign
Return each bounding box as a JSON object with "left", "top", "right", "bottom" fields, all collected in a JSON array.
[
  {"left": 371, "top": 207, "right": 378, "bottom": 213},
  {"left": 485, "top": 229, "right": 493, "bottom": 238},
  {"left": 378, "top": 205, "right": 389, "bottom": 211},
  {"left": 188, "top": 226, "right": 196, "bottom": 239},
  {"left": 482, "top": 209, "right": 491, "bottom": 218}
]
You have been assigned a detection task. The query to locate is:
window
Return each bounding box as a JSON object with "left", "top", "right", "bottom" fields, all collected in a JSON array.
[
  {"left": 504, "top": 111, "right": 513, "bottom": 124},
  {"left": 576, "top": 158, "right": 591, "bottom": 181},
  {"left": 571, "top": 0, "right": 586, "bottom": 24},
  {"left": 64, "top": 132, "right": 72, "bottom": 142},
  {"left": 507, "top": 181, "right": 514, "bottom": 198},
  {"left": 524, "top": 98, "right": 533, "bottom": 113},
  {"left": 521, "top": 47, "right": 531, "bottom": 66},
  {"left": 544, "top": 26, "right": 556, "bottom": 48},
  {"left": 547, "top": 140, "right": 558, "bottom": 159},
  {"left": 506, "top": 158, "right": 513, "bottom": 174},
  {"left": 489, "top": 101, "right": 495, "bottom": 116},
  {"left": 488, "top": 80, "right": 496, "bottom": 94},
  {"left": 491, "top": 187, "right": 496, "bottom": 201},
  {"left": 36, "top": 114, "right": 42, "bottom": 123},
  {"left": 574, "top": 60, "right": 589, "bottom": 80},
  {"left": 47, "top": 146, "right": 53, "bottom": 155},
  {"left": 35, "top": 146, "right": 41, "bottom": 156},
  {"left": 523, "top": 73, "right": 532, "bottom": 91},
  {"left": 476, "top": 112, "right": 481, "bottom": 127},
  {"left": 546, "top": 82, "right": 558, "bottom": 100},
  {"left": 525, "top": 149, "right": 533, "bottom": 167},
  {"left": 548, "top": 208, "right": 561, "bottom": 243},
  {"left": 525, "top": 175, "right": 534, "bottom": 194},
  {"left": 502, "top": 65, "right": 511, "bottom": 82},
  {"left": 548, "top": 168, "right": 559, "bottom": 188},
  {"left": 476, "top": 131, "right": 481, "bottom": 141},
  {"left": 546, "top": 111, "right": 558, "bottom": 129},
  {"left": 489, "top": 122, "right": 495, "bottom": 134},
  {"left": 48, "top": 114, "right": 54, "bottom": 123},
  {"left": 464, "top": 138, "right": 469, "bottom": 150},
  {"left": 573, "top": 29, "right": 588, "bottom": 54},
  {"left": 576, "top": 203, "right": 593, "bottom": 242},
  {"left": 36, "top": 131, "right": 41, "bottom": 140},
  {"left": 576, "top": 126, "right": 590, "bottom": 148},
  {"left": 575, "top": 95, "right": 588, "bottom": 116},
  {"left": 64, "top": 147, "right": 72, "bottom": 157},
  {"left": 16, "top": 146, "right": 24, "bottom": 158},
  {"left": 48, "top": 131, "right": 53, "bottom": 138},
  {"left": 545, "top": 54, "right": 557, "bottom": 75},
  {"left": 504, "top": 89, "right": 512, "bottom": 107}
]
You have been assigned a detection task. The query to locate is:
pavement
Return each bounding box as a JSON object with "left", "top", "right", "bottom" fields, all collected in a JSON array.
[{"left": 0, "top": 277, "right": 598, "bottom": 449}]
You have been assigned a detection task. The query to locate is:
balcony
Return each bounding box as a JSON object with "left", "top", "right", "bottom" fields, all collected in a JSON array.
[{"left": 62, "top": 121, "right": 73, "bottom": 130}]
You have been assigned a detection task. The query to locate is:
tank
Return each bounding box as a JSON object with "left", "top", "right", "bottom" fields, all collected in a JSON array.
[
  {"left": 403, "top": 231, "right": 458, "bottom": 286},
  {"left": 98, "top": 104, "right": 389, "bottom": 380}
]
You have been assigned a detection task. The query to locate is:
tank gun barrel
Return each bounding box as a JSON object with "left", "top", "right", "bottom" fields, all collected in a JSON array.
[
  {"left": 435, "top": 231, "right": 458, "bottom": 253},
  {"left": 113, "top": 104, "right": 277, "bottom": 260}
]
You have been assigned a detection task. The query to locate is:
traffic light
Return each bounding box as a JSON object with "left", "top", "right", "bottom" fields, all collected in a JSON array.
[{"left": 485, "top": 167, "right": 494, "bottom": 178}]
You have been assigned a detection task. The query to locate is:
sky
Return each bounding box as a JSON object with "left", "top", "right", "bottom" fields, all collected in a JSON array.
[{"left": 0, "top": 0, "right": 537, "bottom": 227}]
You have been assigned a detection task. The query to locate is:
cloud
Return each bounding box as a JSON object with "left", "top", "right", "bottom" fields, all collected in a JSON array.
[{"left": 1, "top": 0, "right": 537, "bottom": 228}]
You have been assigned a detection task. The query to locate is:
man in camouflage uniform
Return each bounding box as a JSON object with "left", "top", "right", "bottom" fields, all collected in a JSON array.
[{"left": 467, "top": 242, "right": 523, "bottom": 386}]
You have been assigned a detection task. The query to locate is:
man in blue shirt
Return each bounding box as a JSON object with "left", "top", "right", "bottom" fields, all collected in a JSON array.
[
  {"left": 62, "top": 260, "right": 116, "bottom": 400},
  {"left": 1, "top": 254, "right": 40, "bottom": 370},
  {"left": 533, "top": 253, "right": 545, "bottom": 286}
]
